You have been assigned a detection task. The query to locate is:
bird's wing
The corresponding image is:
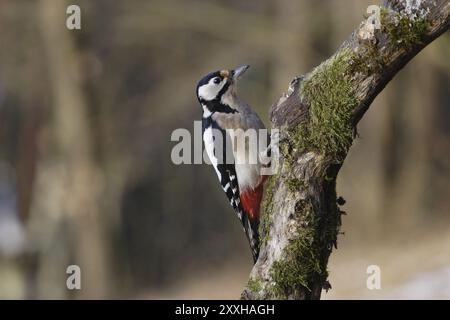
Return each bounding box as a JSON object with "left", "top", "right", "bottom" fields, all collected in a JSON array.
[{"left": 213, "top": 113, "right": 265, "bottom": 131}]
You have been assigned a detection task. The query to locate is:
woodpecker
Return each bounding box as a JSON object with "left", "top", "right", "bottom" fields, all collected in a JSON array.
[{"left": 196, "top": 65, "right": 268, "bottom": 262}]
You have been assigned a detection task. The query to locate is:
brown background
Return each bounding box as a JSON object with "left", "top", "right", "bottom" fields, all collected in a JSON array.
[{"left": 0, "top": 0, "right": 449, "bottom": 299}]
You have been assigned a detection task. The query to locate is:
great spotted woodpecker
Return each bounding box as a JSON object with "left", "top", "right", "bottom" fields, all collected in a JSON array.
[{"left": 196, "top": 65, "right": 268, "bottom": 262}]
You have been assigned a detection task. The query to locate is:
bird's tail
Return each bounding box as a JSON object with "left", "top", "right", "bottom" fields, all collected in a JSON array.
[{"left": 241, "top": 213, "right": 260, "bottom": 263}]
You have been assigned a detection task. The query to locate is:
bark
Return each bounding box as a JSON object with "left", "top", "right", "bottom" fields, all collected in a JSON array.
[{"left": 242, "top": 0, "right": 450, "bottom": 300}]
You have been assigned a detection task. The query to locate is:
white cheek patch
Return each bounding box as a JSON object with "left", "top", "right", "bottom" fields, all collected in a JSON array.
[
  {"left": 198, "top": 78, "right": 226, "bottom": 101},
  {"left": 198, "top": 84, "right": 217, "bottom": 101}
]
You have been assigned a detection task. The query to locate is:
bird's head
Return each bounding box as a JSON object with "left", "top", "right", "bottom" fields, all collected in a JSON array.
[{"left": 196, "top": 65, "right": 249, "bottom": 104}]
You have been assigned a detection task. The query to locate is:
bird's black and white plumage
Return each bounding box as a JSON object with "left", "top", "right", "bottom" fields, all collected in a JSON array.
[{"left": 196, "top": 65, "right": 268, "bottom": 262}]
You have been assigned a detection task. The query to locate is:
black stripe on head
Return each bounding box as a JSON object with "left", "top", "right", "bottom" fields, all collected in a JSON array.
[{"left": 197, "top": 71, "right": 220, "bottom": 90}]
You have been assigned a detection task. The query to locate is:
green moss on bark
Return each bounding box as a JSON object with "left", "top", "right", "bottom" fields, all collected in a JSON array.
[
  {"left": 259, "top": 174, "right": 277, "bottom": 245},
  {"left": 269, "top": 201, "right": 328, "bottom": 299},
  {"left": 247, "top": 278, "right": 263, "bottom": 295},
  {"left": 289, "top": 50, "right": 358, "bottom": 164},
  {"left": 286, "top": 178, "right": 305, "bottom": 193}
]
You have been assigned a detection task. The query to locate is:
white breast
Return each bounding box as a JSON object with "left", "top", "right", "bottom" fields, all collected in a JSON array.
[
  {"left": 235, "top": 162, "right": 262, "bottom": 192},
  {"left": 228, "top": 129, "right": 263, "bottom": 192}
]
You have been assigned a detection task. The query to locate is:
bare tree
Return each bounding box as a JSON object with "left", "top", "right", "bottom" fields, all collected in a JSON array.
[{"left": 242, "top": 0, "right": 450, "bottom": 300}]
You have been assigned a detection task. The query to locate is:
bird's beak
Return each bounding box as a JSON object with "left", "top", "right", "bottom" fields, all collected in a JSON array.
[{"left": 232, "top": 65, "right": 250, "bottom": 80}]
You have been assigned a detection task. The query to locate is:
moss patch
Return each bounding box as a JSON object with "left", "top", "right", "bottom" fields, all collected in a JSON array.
[
  {"left": 259, "top": 175, "right": 277, "bottom": 245},
  {"left": 286, "top": 178, "right": 305, "bottom": 193},
  {"left": 247, "top": 278, "right": 263, "bottom": 295},
  {"left": 269, "top": 201, "right": 327, "bottom": 298},
  {"left": 291, "top": 50, "right": 358, "bottom": 163}
]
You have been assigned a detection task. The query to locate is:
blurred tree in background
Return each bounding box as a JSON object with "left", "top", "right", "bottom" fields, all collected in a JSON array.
[{"left": 0, "top": 0, "right": 449, "bottom": 299}]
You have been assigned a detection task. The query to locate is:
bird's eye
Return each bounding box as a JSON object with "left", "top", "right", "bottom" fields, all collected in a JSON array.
[{"left": 213, "top": 77, "right": 221, "bottom": 84}]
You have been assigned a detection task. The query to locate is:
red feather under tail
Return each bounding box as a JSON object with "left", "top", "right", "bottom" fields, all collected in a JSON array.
[{"left": 240, "top": 177, "right": 267, "bottom": 222}]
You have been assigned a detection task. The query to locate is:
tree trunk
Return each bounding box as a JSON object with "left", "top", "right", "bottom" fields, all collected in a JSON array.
[{"left": 242, "top": 0, "right": 450, "bottom": 300}]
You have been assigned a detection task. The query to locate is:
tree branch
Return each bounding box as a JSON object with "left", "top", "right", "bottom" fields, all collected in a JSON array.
[{"left": 242, "top": 0, "right": 450, "bottom": 300}]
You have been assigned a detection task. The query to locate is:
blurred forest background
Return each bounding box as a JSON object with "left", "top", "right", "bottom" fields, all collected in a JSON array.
[{"left": 0, "top": 0, "right": 449, "bottom": 299}]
